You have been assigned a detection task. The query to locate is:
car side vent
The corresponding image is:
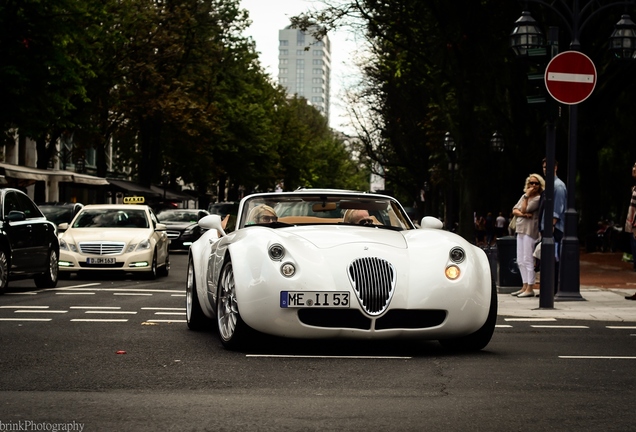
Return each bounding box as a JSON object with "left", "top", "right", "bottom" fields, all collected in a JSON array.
[{"left": 348, "top": 257, "right": 396, "bottom": 316}]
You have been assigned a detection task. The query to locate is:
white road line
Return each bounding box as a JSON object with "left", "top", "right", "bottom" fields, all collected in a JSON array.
[
  {"left": 6, "top": 292, "right": 37, "bottom": 295},
  {"left": 56, "top": 292, "right": 95, "bottom": 295},
  {"left": 154, "top": 312, "right": 186, "bottom": 316},
  {"left": 559, "top": 356, "right": 636, "bottom": 360},
  {"left": 70, "top": 319, "right": 128, "bottom": 322},
  {"left": 85, "top": 311, "right": 137, "bottom": 314},
  {"left": 53, "top": 283, "right": 102, "bottom": 290},
  {"left": 246, "top": 354, "right": 412, "bottom": 359},
  {"left": 0, "top": 306, "right": 49, "bottom": 309},
  {"left": 0, "top": 318, "right": 51, "bottom": 321},
  {"left": 531, "top": 325, "right": 589, "bottom": 329},
  {"left": 70, "top": 306, "right": 121, "bottom": 310},
  {"left": 113, "top": 293, "right": 153, "bottom": 296},
  {"left": 504, "top": 318, "right": 557, "bottom": 322},
  {"left": 14, "top": 310, "right": 67, "bottom": 314},
  {"left": 146, "top": 319, "right": 187, "bottom": 323},
  {"left": 495, "top": 325, "right": 513, "bottom": 328},
  {"left": 607, "top": 326, "right": 636, "bottom": 329},
  {"left": 60, "top": 288, "right": 181, "bottom": 293},
  {"left": 171, "top": 294, "right": 186, "bottom": 297},
  {"left": 141, "top": 307, "right": 186, "bottom": 310}
]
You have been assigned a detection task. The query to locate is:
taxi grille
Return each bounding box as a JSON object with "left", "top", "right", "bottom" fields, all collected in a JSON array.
[
  {"left": 348, "top": 257, "right": 396, "bottom": 315},
  {"left": 79, "top": 242, "right": 125, "bottom": 255}
]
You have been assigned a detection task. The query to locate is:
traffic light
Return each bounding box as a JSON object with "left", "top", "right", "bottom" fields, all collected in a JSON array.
[{"left": 525, "top": 47, "right": 548, "bottom": 104}]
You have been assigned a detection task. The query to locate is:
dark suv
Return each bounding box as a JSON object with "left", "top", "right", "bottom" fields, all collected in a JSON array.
[{"left": 0, "top": 188, "right": 59, "bottom": 293}]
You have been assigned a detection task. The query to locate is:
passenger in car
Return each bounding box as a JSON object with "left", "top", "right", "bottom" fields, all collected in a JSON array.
[
  {"left": 247, "top": 205, "right": 278, "bottom": 225},
  {"left": 344, "top": 209, "right": 373, "bottom": 225}
]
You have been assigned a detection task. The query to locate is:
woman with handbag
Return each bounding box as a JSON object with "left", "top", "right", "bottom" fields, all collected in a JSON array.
[{"left": 511, "top": 174, "right": 545, "bottom": 298}]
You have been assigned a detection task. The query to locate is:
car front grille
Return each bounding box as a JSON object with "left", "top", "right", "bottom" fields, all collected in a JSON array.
[
  {"left": 166, "top": 230, "right": 181, "bottom": 240},
  {"left": 79, "top": 242, "right": 125, "bottom": 255},
  {"left": 348, "top": 257, "right": 396, "bottom": 315}
]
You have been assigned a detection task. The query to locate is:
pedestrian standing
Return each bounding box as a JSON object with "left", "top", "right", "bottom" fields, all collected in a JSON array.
[
  {"left": 540, "top": 158, "right": 567, "bottom": 293},
  {"left": 625, "top": 161, "right": 636, "bottom": 300},
  {"left": 511, "top": 174, "right": 545, "bottom": 298},
  {"left": 495, "top": 212, "right": 507, "bottom": 239}
]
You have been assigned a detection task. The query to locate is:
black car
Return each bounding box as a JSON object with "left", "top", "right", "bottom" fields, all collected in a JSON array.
[
  {"left": 0, "top": 188, "right": 59, "bottom": 293},
  {"left": 38, "top": 202, "right": 84, "bottom": 231},
  {"left": 156, "top": 209, "right": 209, "bottom": 250}
]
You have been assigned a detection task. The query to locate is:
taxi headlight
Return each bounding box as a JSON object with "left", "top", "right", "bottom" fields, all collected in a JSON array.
[
  {"left": 136, "top": 239, "right": 151, "bottom": 251},
  {"left": 59, "top": 239, "right": 78, "bottom": 253}
]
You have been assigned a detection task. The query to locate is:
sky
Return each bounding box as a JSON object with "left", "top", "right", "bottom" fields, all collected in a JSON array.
[{"left": 239, "top": 0, "right": 360, "bottom": 134}]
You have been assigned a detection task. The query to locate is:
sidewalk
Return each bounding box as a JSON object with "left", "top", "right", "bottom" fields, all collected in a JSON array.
[{"left": 497, "top": 250, "right": 636, "bottom": 322}]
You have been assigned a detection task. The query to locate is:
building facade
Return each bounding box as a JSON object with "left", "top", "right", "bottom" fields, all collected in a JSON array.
[{"left": 278, "top": 25, "right": 331, "bottom": 118}]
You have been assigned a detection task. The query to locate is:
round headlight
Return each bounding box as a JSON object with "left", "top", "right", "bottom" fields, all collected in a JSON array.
[
  {"left": 268, "top": 244, "right": 285, "bottom": 261},
  {"left": 449, "top": 247, "right": 465, "bottom": 264},
  {"left": 445, "top": 265, "right": 461, "bottom": 280},
  {"left": 281, "top": 262, "right": 296, "bottom": 277}
]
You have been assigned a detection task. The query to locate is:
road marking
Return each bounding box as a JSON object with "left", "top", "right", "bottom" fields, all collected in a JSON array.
[
  {"left": 70, "top": 319, "right": 128, "bottom": 322},
  {"left": 607, "top": 326, "right": 636, "bottom": 329},
  {"left": 60, "top": 288, "right": 181, "bottom": 293},
  {"left": 70, "top": 306, "right": 121, "bottom": 310},
  {"left": 495, "top": 325, "right": 513, "bottom": 328},
  {"left": 171, "top": 294, "right": 186, "bottom": 297},
  {"left": 6, "top": 292, "right": 37, "bottom": 295},
  {"left": 56, "top": 292, "right": 95, "bottom": 295},
  {"left": 146, "top": 319, "right": 187, "bottom": 323},
  {"left": 504, "top": 318, "right": 557, "bottom": 322},
  {"left": 531, "top": 325, "right": 589, "bottom": 329},
  {"left": 85, "top": 311, "right": 137, "bottom": 314},
  {"left": 154, "top": 312, "right": 186, "bottom": 316},
  {"left": 54, "top": 283, "right": 102, "bottom": 290},
  {"left": 246, "top": 354, "right": 412, "bottom": 359},
  {"left": 0, "top": 306, "right": 49, "bottom": 309},
  {"left": 113, "top": 293, "right": 153, "bottom": 296},
  {"left": 559, "top": 356, "right": 636, "bottom": 360},
  {"left": 0, "top": 318, "right": 51, "bottom": 321},
  {"left": 141, "top": 307, "right": 186, "bottom": 310},
  {"left": 14, "top": 310, "right": 68, "bottom": 314}
]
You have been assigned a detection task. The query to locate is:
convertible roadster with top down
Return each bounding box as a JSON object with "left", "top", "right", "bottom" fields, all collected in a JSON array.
[{"left": 186, "top": 189, "right": 496, "bottom": 351}]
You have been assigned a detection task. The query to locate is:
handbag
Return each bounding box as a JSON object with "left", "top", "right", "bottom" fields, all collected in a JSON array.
[{"left": 509, "top": 216, "right": 517, "bottom": 231}]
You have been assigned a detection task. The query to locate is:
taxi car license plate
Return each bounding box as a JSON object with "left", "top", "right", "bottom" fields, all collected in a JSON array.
[
  {"left": 87, "top": 257, "right": 116, "bottom": 264},
  {"left": 280, "top": 291, "right": 350, "bottom": 308}
]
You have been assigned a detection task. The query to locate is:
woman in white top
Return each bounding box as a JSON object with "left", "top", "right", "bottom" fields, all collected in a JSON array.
[{"left": 511, "top": 174, "right": 545, "bottom": 298}]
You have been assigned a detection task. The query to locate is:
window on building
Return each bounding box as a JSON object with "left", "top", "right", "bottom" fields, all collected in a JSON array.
[
  {"left": 312, "top": 78, "right": 324, "bottom": 84},
  {"left": 312, "top": 87, "right": 324, "bottom": 93},
  {"left": 296, "top": 59, "right": 304, "bottom": 67},
  {"left": 312, "top": 69, "right": 324, "bottom": 75},
  {"left": 280, "top": 40, "right": 289, "bottom": 46},
  {"left": 312, "top": 59, "right": 323, "bottom": 65},
  {"left": 279, "top": 68, "right": 288, "bottom": 74},
  {"left": 279, "top": 49, "right": 288, "bottom": 56},
  {"left": 280, "top": 58, "right": 288, "bottom": 65},
  {"left": 313, "top": 50, "right": 323, "bottom": 56}
]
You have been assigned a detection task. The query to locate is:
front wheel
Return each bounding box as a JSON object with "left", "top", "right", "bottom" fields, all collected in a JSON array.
[
  {"left": 34, "top": 249, "right": 58, "bottom": 289},
  {"left": 439, "top": 285, "right": 497, "bottom": 352},
  {"left": 186, "top": 256, "right": 210, "bottom": 331},
  {"left": 216, "top": 260, "right": 251, "bottom": 349},
  {"left": 145, "top": 250, "right": 158, "bottom": 280}
]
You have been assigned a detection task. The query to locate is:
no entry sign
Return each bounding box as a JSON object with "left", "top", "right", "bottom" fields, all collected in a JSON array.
[{"left": 544, "top": 51, "right": 597, "bottom": 105}]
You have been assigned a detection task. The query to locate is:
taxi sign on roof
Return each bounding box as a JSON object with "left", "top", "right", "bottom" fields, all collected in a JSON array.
[{"left": 123, "top": 196, "right": 145, "bottom": 204}]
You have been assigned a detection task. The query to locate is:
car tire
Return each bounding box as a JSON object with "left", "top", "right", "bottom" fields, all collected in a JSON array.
[
  {"left": 158, "top": 251, "right": 170, "bottom": 277},
  {"left": 34, "top": 248, "right": 59, "bottom": 289},
  {"left": 216, "top": 260, "right": 251, "bottom": 349},
  {"left": 0, "top": 249, "right": 8, "bottom": 295},
  {"left": 186, "top": 256, "right": 210, "bottom": 331},
  {"left": 145, "top": 250, "right": 158, "bottom": 280},
  {"left": 438, "top": 284, "right": 497, "bottom": 352}
]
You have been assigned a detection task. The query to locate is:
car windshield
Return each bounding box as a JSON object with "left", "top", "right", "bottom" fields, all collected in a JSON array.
[
  {"left": 73, "top": 209, "right": 149, "bottom": 228},
  {"left": 238, "top": 194, "right": 413, "bottom": 230},
  {"left": 40, "top": 206, "right": 73, "bottom": 225},
  {"left": 157, "top": 210, "right": 201, "bottom": 223}
]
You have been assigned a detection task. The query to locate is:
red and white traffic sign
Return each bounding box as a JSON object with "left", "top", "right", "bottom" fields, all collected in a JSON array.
[{"left": 544, "top": 51, "right": 597, "bottom": 105}]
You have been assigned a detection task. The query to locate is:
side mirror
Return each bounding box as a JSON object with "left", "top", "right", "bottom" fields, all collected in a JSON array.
[
  {"left": 6, "top": 210, "right": 26, "bottom": 222},
  {"left": 58, "top": 222, "right": 69, "bottom": 233},
  {"left": 198, "top": 214, "right": 226, "bottom": 237},
  {"left": 155, "top": 223, "right": 167, "bottom": 231},
  {"left": 420, "top": 216, "right": 443, "bottom": 229}
]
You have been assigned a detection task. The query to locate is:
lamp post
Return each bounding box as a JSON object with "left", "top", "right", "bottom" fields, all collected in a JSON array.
[
  {"left": 490, "top": 131, "right": 505, "bottom": 153},
  {"left": 444, "top": 132, "right": 458, "bottom": 232},
  {"left": 511, "top": 1, "right": 636, "bottom": 303}
]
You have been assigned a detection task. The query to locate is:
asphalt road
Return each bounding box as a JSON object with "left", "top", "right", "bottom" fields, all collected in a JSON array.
[{"left": 0, "top": 252, "right": 635, "bottom": 431}]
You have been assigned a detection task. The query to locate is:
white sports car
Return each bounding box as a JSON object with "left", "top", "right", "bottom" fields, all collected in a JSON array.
[
  {"left": 187, "top": 190, "right": 496, "bottom": 351},
  {"left": 57, "top": 204, "right": 170, "bottom": 278}
]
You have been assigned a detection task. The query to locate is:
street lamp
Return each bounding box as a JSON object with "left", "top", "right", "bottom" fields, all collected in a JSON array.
[
  {"left": 444, "top": 132, "right": 458, "bottom": 232},
  {"left": 511, "top": 0, "right": 636, "bottom": 303}
]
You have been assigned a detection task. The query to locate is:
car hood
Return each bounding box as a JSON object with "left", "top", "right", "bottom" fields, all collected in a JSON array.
[
  {"left": 282, "top": 226, "right": 408, "bottom": 249},
  {"left": 160, "top": 221, "right": 195, "bottom": 230},
  {"left": 61, "top": 228, "right": 152, "bottom": 242}
]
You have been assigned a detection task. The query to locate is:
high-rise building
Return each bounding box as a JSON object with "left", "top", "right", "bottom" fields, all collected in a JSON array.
[{"left": 278, "top": 25, "right": 331, "bottom": 118}]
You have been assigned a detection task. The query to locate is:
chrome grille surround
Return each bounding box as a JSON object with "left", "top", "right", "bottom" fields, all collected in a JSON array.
[
  {"left": 79, "top": 241, "right": 126, "bottom": 255},
  {"left": 165, "top": 230, "right": 181, "bottom": 240},
  {"left": 348, "top": 257, "right": 396, "bottom": 316}
]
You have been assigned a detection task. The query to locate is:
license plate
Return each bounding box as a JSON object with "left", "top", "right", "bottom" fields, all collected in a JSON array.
[
  {"left": 280, "top": 291, "right": 350, "bottom": 308},
  {"left": 87, "top": 257, "right": 116, "bottom": 264}
]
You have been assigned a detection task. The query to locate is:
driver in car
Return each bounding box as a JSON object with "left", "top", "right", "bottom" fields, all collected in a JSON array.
[
  {"left": 247, "top": 204, "right": 278, "bottom": 225},
  {"left": 344, "top": 209, "right": 373, "bottom": 225}
]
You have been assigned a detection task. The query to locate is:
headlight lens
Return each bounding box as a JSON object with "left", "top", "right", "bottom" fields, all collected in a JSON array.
[
  {"left": 136, "top": 239, "right": 151, "bottom": 251},
  {"left": 449, "top": 247, "right": 465, "bottom": 263},
  {"left": 268, "top": 244, "right": 285, "bottom": 261},
  {"left": 59, "top": 239, "right": 78, "bottom": 253}
]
